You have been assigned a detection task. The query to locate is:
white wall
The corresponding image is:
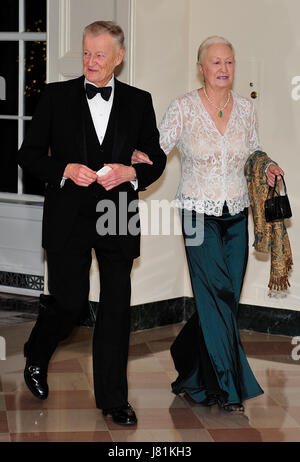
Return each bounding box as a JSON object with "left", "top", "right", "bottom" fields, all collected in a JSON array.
[{"left": 129, "top": 0, "right": 192, "bottom": 305}]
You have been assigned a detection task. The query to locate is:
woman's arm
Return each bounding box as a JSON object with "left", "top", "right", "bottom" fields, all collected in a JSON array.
[{"left": 131, "top": 98, "right": 183, "bottom": 165}]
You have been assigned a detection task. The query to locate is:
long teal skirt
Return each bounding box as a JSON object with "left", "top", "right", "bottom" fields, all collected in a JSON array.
[{"left": 171, "top": 204, "right": 264, "bottom": 405}]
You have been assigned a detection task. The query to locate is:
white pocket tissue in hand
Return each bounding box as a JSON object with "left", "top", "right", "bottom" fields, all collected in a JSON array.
[{"left": 96, "top": 166, "right": 112, "bottom": 177}]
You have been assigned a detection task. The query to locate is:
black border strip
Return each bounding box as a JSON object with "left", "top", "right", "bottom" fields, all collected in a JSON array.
[
  {"left": 0, "top": 293, "right": 299, "bottom": 337},
  {"left": 0, "top": 271, "right": 43, "bottom": 291}
]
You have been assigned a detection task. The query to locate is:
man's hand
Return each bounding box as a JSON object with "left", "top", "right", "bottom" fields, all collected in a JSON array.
[
  {"left": 266, "top": 164, "right": 285, "bottom": 187},
  {"left": 131, "top": 149, "right": 153, "bottom": 165},
  {"left": 63, "top": 163, "right": 97, "bottom": 187},
  {"left": 97, "top": 163, "right": 136, "bottom": 191}
]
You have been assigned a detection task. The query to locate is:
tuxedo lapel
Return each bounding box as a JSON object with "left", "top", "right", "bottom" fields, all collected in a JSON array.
[
  {"left": 66, "top": 76, "right": 88, "bottom": 165},
  {"left": 77, "top": 77, "right": 89, "bottom": 164},
  {"left": 111, "top": 79, "right": 130, "bottom": 162}
]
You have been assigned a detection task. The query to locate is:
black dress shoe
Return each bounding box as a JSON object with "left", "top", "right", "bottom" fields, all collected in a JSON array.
[
  {"left": 24, "top": 362, "right": 49, "bottom": 400},
  {"left": 103, "top": 403, "right": 137, "bottom": 425}
]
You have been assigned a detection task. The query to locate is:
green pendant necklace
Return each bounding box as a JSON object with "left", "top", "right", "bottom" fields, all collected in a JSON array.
[{"left": 203, "top": 87, "right": 231, "bottom": 117}]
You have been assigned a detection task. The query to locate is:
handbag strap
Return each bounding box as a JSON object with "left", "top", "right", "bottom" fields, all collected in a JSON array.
[{"left": 268, "top": 174, "right": 287, "bottom": 198}]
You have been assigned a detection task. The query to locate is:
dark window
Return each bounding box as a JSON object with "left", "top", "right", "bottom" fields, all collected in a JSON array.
[
  {"left": 25, "top": 0, "right": 47, "bottom": 32},
  {"left": 22, "top": 120, "right": 45, "bottom": 195},
  {"left": 25, "top": 40, "right": 47, "bottom": 116},
  {"left": 0, "top": 0, "right": 47, "bottom": 196},
  {"left": 0, "top": 120, "right": 18, "bottom": 193},
  {"left": 0, "top": 1, "right": 19, "bottom": 32},
  {"left": 0, "top": 42, "right": 19, "bottom": 116}
]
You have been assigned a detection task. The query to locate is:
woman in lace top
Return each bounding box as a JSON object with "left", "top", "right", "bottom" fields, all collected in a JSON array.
[
  {"left": 159, "top": 78, "right": 261, "bottom": 216},
  {"left": 132, "top": 36, "right": 284, "bottom": 413}
]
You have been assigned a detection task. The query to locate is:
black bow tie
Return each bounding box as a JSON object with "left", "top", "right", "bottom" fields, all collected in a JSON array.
[{"left": 85, "top": 83, "right": 112, "bottom": 101}]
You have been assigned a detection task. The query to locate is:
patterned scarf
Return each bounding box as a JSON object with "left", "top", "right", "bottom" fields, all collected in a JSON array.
[{"left": 244, "top": 150, "right": 293, "bottom": 291}]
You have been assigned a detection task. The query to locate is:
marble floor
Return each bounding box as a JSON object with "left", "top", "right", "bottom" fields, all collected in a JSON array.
[{"left": 1, "top": 318, "right": 300, "bottom": 443}]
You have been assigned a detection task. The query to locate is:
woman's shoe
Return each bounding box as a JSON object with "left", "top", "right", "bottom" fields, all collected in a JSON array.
[{"left": 217, "top": 399, "right": 244, "bottom": 413}]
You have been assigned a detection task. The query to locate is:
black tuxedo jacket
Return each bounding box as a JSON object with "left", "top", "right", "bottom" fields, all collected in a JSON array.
[{"left": 17, "top": 76, "right": 166, "bottom": 258}]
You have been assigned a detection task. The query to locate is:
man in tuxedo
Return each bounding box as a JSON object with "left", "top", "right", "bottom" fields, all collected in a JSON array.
[{"left": 17, "top": 21, "right": 166, "bottom": 426}]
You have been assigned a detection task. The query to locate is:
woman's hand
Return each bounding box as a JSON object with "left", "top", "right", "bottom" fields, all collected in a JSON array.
[
  {"left": 131, "top": 149, "right": 153, "bottom": 165},
  {"left": 266, "top": 164, "right": 285, "bottom": 187}
]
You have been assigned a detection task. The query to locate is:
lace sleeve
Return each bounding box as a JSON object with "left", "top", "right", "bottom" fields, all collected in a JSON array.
[
  {"left": 248, "top": 101, "right": 262, "bottom": 153},
  {"left": 158, "top": 99, "right": 182, "bottom": 155}
]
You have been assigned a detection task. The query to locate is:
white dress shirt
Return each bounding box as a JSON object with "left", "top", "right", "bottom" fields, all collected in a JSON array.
[
  {"left": 61, "top": 75, "right": 137, "bottom": 189},
  {"left": 85, "top": 75, "right": 114, "bottom": 145}
]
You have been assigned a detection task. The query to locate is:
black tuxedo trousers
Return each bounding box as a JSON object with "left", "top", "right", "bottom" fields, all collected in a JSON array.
[{"left": 28, "top": 196, "right": 134, "bottom": 409}]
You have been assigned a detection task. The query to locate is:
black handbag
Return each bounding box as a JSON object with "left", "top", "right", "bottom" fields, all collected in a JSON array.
[{"left": 265, "top": 175, "right": 292, "bottom": 222}]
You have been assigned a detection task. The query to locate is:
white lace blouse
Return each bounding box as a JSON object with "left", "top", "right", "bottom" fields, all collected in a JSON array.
[{"left": 159, "top": 89, "right": 262, "bottom": 216}]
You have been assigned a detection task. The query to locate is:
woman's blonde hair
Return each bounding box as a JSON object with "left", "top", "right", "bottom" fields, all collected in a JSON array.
[{"left": 197, "top": 36, "right": 234, "bottom": 64}]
